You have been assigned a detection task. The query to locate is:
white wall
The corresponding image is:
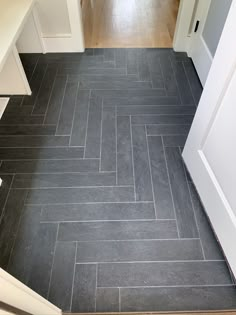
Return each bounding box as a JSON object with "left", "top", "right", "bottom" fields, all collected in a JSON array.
[
  {"left": 202, "top": 0, "right": 232, "bottom": 56},
  {"left": 37, "top": 0, "right": 71, "bottom": 36}
]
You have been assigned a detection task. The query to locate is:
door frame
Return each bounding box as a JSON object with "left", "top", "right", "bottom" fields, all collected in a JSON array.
[{"left": 183, "top": 0, "right": 236, "bottom": 277}]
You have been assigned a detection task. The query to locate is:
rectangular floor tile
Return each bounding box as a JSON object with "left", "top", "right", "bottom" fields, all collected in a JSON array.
[
  {"left": 79, "top": 80, "right": 152, "bottom": 90},
  {"left": 0, "top": 136, "right": 69, "bottom": 148},
  {"left": 58, "top": 220, "right": 177, "bottom": 242},
  {"left": 70, "top": 89, "right": 90, "bottom": 146},
  {"left": 101, "top": 106, "right": 116, "bottom": 171},
  {"left": 0, "top": 159, "right": 99, "bottom": 174},
  {"left": 12, "top": 172, "right": 116, "bottom": 189},
  {"left": 132, "top": 125, "right": 153, "bottom": 201},
  {"left": 98, "top": 261, "right": 232, "bottom": 288},
  {"left": 76, "top": 239, "right": 203, "bottom": 263},
  {"left": 137, "top": 49, "right": 151, "bottom": 82},
  {"left": 127, "top": 49, "right": 138, "bottom": 75},
  {"left": 0, "top": 189, "right": 27, "bottom": 269},
  {"left": 56, "top": 80, "right": 78, "bottom": 135},
  {"left": 0, "top": 115, "right": 44, "bottom": 125},
  {"left": 26, "top": 186, "right": 135, "bottom": 205},
  {"left": 48, "top": 242, "right": 76, "bottom": 311},
  {"left": 115, "top": 48, "right": 127, "bottom": 68},
  {"left": 7, "top": 205, "right": 41, "bottom": 284},
  {"left": 0, "top": 175, "right": 13, "bottom": 218},
  {"left": 165, "top": 147, "right": 199, "bottom": 238},
  {"left": 117, "top": 116, "right": 133, "bottom": 185},
  {"left": 32, "top": 64, "right": 58, "bottom": 115},
  {"left": 0, "top": 125, "right": 56, "bottom": 136},
  {"left": 0, "top": 147, "right": 84, "bottom": 160},
  {"left": 148, "top": 136, "right": 175, "bottom": 219},
  {"left": 120, "top": 286, "right": 236, "bottom": 312},
  {"left": 41, "top": 202, "right": 156, "bottom": 222},
  {"left": 147, "top": 124, "right": 191, "bottom": 135},
  {"left": 27, "top": 223, "right": 58, "bottom": 298},
  {"left": 103, "top": 96, "right": 180, "bottom": 106},
  {"left": 183, "top": 61, "right": 203, "bottom": 105},
  {"left": 131, "top": 115, "right": 194, "bottom": 125},
  {"left": 92, "top": 89, "right": 166, "bottom": 98},
  {"left": 162, "top": 135, "right": 188, "bottom": 147},
  {"left": 160, "top": 54, "right": 178, "bottom": 96},
  {"left": 96, "top": 288, "right": 119, "bottom": 312},
  {"left": 44, "top": 75, "right": 67, "bottom": 125},
  {"left": 117, "top": 105, "right": 196, "bottom": 116},
  {"left": 71, "top": 264, "right": 96, "bottom": 312},
  {"left": 85, "top": 97, "right": 102, "bottom": 158}
]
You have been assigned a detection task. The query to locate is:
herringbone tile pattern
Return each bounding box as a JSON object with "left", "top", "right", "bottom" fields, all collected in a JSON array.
[{"left": 0, "top": 49, "right": 236, "bottom": 312}]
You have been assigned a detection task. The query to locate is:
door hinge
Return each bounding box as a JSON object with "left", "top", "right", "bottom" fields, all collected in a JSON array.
[{"left": 194, "top": 20, "right": 200, "bottom": 33}]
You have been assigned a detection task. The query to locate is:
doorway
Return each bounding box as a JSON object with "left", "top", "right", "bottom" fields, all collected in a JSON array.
[{"left": 81, "top": 0, "right": 180, "bottom": 48}]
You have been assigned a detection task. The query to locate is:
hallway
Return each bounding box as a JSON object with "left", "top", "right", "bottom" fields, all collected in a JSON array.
[
  {"left": 82, "top": 0, "right": 180, "bottom": 47},
  {"left": 0, "top": 49, "right": 236, "bottom": 312}
]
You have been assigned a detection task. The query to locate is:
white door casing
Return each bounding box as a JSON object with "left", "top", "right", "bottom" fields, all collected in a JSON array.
[{"left": 183, "top": 0, "right": 236, "bottom": 277}]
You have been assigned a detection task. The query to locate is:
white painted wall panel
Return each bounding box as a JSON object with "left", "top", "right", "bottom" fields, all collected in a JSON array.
[{"left": 37, "top": 0, "right": 71, "bottom": 36}]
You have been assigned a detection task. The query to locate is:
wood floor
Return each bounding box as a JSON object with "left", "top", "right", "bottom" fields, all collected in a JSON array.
[{"left": 82, "top": 0, "right": 180, "bottom": 48}]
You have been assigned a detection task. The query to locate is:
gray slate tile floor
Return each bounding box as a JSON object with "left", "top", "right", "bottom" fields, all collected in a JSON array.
[{"left": 0, "top": 48, "right": 236, "bottom": 312}]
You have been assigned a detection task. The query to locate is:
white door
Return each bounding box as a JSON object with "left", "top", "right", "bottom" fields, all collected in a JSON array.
[
  {"left": 183, "top": 0, "right": 236, "bottom": 277},
  {"left": 188, "top": 0, "right": 232, "bottom": 86}
]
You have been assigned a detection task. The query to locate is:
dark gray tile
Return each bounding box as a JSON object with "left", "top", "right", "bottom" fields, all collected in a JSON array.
[
  {"left": 189, "top": 182, "right": 224, "bottom": 260},
  {"left": 32, "top": 64, "right": 58, "bottom": 115},
  {"left": 70, "top": 74, "right": 139, "bottom": 82},
  {"left": 117, "top": 105, "right": 196, "bottom": 116},
  {"left": 132, "top": 125, "right": 153, "bottom": 201},
  {"left": 56, "top": 80, "right": 78, "bottom": 135},
  {"left": 127, "top": 49, "right": 138, "bottom": 75},
  {"left": 70, "top": 89, "right": 90, "bottom": 146},
  {"left": 0, "top": 125, "right": 56, "bottom": 136},
  {"left": 96, "top": 288, "right": 119, "bottom": 313},
  {"left": 165, "top": 147, "right": 199, "bottom": 238},
  {"left": 148, "top": 136, "right": 175, "bottom": 219},
  {"left": 41, "top": 202, "right": 155, "bottom": 222},
  {"left": 147, "top": 51, "right": 164, "bottom": 88},
  {"left": 115, "top": 48, "right": 127, "bottom": 68},
  {"left": 0, "top": 136, "right": 69, "bottom": 148},
  {"left": 117, "top": 116, "right": 133, "bottom": 185},
  {"left": 137, "top": 49, "right": 151, "bottom": 82},
  {"left": 98, "top": 261, "right": 232, "bottom": 287},
  {"left": 184, "top": 61, "right": 202, "bottom": 105},
  {"left": 85, "top": 97, "right": 102, "bottom": 158},
  {"left": 27, "top": 223, "right": 57, "bottom": 298},
  {"left": 26, "top": 186, "right": 135, "bottom": 205},
  {"left": 0, "top": 147, "right": 84, "bottom": 160},
  {"left": 44, "top": 76, "right": 67, "bottom": 125},
  {"left": 172, "top": 61, "right": 195, "bottom": 105},
  {"left": 20, "top": 54, "right": 40, "bottom": 80},
  {"left": 59, "top": 67, "right": 126, "bottom": 76},
  {"left": 48, "top": 242, "right": 76, "bottom": 311},
  {"left": 101, "top": 106, "right": 116, "bottom": 172},
  {"left": 58, "top": 220, "right": 177, "bottom": 242},
  {"left": 103, "top": 96, "right": 181, "bottom": 106},
  {"left": 0, "top": 175, "right": 13, "bottom": 218},
  {"left": 160, "top": 54, "right": 178, "bottom": 96},
  {"left": 147, "top": 124, "right": 191, "bottom": 135},
  {"left": 120, "top": 286, "right": 236, "bottom": 312},
  {"left": 0, "top": 115, "right": 44, "bottom": 125},
  {"left": 0, "top": 159, "right": 98, "bottom": 174},
  {"left": 131, "top": 115, "right": 194, "bottom": 125},
  {"left": 7, "top": 205, "right": 41, "bottom": 284},
  {"left": 0, "top": 189, "right": 27, "bottom": 269},
  {"left": 76, "top": 239, "right": 203, "bottom": 263},
  {"left": 80, "top": 80, "right": 152, "bottom": 90},
  {"left": 92, "top": 89, "right": 165, "bottom": 98},
  {"left": 163, "top": 135, "right": 188, "bottom": 147},
  {"left": 40, "top": 53, "right": 82, "bottom": 63},
  {"left": 71, "top": 264, "right": 96, "bottom": 312},
  {"left": 12, "top": 172, "right": 116, "bottom": 188},
  {"left": 104, "top": 49, "right": 115, "bottom": 62},
  {"left": 22, "top": 62, "right": 48, "bottom": 106}
]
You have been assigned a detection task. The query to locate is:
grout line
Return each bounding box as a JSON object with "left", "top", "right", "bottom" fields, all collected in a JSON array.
[
  {"left": 115, "top": 106, "right": 118, "bottom": 185},
  {"left": 40, "top": 219, "right": 176, "bottom": 224},
  {"left": 118, "top": 287, "right": 121, "bottom": 312},
  {"left": 182, "top": 61, "right": 198, "bottom": 107},
  {"left": 75, "top": 259, "right": 226, "bottom": 265},
  {"left": 96, "top": 284, "right": 236, "bottom": 289},
  {"left": 47, "top": 223, "right": 59, "bottom": 299},
  {"left": 129, "top": 116, "right": 136, "bottom": 201},
  {"left": 69, "top": 82, "right": 80, "bottom": 146},
  {"left": 14, "top": 185, "right": 134, "bottom": 190},
  {"left": 56, "top": 238, "right": 202, "bottom": 244},
  {"left": 69, "top": 241, "right": 77, "bottom": 312},
  {"left": 0, "top": 174, "right": 14, "bottom": 224},
  {"left": 145, "top": 125, "right": 157, "bottom": 219},
  {"left": 161, "top": 136, "right": 180, "bottom": 238},
  {"left": 55, "top": 75, "right": 69, "bottom": 135},
  {"left": 95, "top": 263, "right": 98, "bottom": 312},
  {"left": 83, "top": 91, "right": 91, "bottom": 158},
  {"left": 99, "top": 100, "right": 103, "bottom": 172},
  {"left": 26, "top": 201, "right": 155, "bottom": 205}
]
